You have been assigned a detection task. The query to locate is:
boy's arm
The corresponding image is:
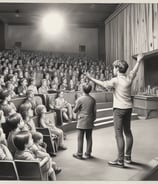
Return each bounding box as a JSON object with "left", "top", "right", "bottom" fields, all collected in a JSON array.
[
  {"left": 129, "top": 53, "right": 144, "bottom": 80},
  {"left": 86, "top": 72, "right": 116, "bottom": 89},
  {"left": 86, "top": 73, "right": 105, "bottom": 87},
  {"left": 73, "top": 99, "right": 81, "bottom": 113}
]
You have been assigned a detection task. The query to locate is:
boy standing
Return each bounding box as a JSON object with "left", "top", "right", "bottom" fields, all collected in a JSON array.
[
  {"left": 73, "top": 84, "right": 96, "bottom": 159},
  {"left": 86, "top": 54, "right": 144, "bottom": 167}
]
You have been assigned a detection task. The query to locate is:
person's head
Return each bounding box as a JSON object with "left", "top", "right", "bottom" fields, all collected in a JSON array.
[
  {"left": 5, "top": 81, "right": 14, "bottom": 91},
  {"left": 41, "top": 79, "right": 47, "bottom": 87},
  {"left": 13, "top": 131, "right": 33, "bottom": 151},
  {"left": 58, "top": 91, "right": 64, "bottom": 98},
  {"left": 29, "top": 78, "right": 36, "bottom": 86},
  {"left": 82, "top": 83, "right": 92, "bottom": 94},
  {"left": 26, "top": 90, "right": 34, "bottom": 99},
  {"left": 6, "top": 113, "right": 24, "bottom": 131},
  {"left": 0, "top": 90, "right": 11, "bottom": 102},
  {"left": 35, "top": 104, "right": 47, "bottom": 116},
  {"left": 32, "top": 131, "right": 43, "bottom": 145},
  {"left": 19, "top": 102, "right": 33, "bottom": 120},
  {"left": 19, "top": 78, "right": 27, "bottom": 86},
  {"left": 112, "top": 60, "right": 129, "bottom": 76}
]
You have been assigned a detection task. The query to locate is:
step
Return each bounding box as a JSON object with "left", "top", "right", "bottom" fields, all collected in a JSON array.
[
  {"left": 94, "top": 120, "right": 114, "bottom": 129},
  {"left": 61, "top": 113, "right": 138, "bottom": 132},
  {"left": 96, "top": 108, "right": 113, "bottom": 118},
  {"left": 95, "top": 116, "right": 113, "bottom": 124},
  {"left": 96, "top": 102, "right": 113, "bottom": 109}
]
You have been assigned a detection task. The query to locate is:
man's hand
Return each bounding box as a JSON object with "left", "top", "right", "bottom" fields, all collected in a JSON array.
[{"left": 137, "top": 53, "right": 144, "bottom": 62}]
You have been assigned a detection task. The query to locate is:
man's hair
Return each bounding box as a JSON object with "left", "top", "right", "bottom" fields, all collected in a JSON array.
[
  {"left": 82, "top": 84, "right": 92, "bottom": 94},
  {"left": 14, "top": 131, "right": 30, "bottom": 151},
  {"left": 113, "top": 60, "right": 129, "bottom": 73}
]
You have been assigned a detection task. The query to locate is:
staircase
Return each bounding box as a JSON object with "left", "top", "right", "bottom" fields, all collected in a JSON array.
[{"left": 62, "top": 101, "right": 138, "bottom": 132}]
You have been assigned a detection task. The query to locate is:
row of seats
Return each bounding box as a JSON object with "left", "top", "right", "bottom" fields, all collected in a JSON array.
[{"left": 0, "top": 160, "right": 48, "bottom": 180}]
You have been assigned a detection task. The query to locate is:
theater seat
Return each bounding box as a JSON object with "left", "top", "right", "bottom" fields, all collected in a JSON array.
[
  {"left": 15, "top": 160, "right": 47, "bottom": 180},
  {"left": 43, "top": 135, "right": 58, "bottom": 156},
  {"left": 36, "top": 128, "right": 58, "bottom": 156},
  {"left": 0, "top": 160, "right": 19, "bottom": 180}
]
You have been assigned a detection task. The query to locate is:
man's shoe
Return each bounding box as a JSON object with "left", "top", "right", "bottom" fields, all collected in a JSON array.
[
  {"left": 108, "top": 159, "right": 124, "bottom": 168},
  {"left": 55, "top": 167, "right": 62, "bottom": 174},
  {"left": 124, "top": 155, "right": 132, "bottom": 164},
  {"left": 84, "top": 153, "right": 94, "bottom": 159},
  {"left": 58, "top": 146, "right": 67, "bottom": 150},
  {"left": 73, "top": 153, "right": 83, "bottom": 160}
]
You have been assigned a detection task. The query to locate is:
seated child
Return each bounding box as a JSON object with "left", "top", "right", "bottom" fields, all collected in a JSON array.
[
  {"left": 14, "top": 131, "right": 56, "bottom": 181},
  {"left": 19, "top": 102, "right": 36, "bottom": 133},
  {"left": 0, "top": 90, "right": 17, "bottom": 117},
  {"left": 54, "top": 91, "right": 75, "bottom": 122},
  {"left": 0, "top": 128, "right": 13, "bottom": 160},
  {"left": 31, "top": 131, "right": 61, "bottom": 174},
  {"left": 35, "top": 105, "right": 67, "bottom": 150},
  {"left": 6, "top": 113, "right": 26, "bottom": 156}
]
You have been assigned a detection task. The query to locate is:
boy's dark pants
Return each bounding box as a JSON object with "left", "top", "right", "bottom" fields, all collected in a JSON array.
[
  {"left": 77, "top": 129, "right": 92, "bottom": 156},
  {"left": 113, "top": 108, "right": 133, "bottom": 161}
]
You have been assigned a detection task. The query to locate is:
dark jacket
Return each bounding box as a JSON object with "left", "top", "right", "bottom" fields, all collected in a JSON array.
[{"left": 74, "top": 94, "right": 96, "bottom": 129}]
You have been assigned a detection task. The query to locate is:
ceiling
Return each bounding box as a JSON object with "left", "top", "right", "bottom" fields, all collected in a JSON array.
[{"left": 0, "top": 3, "right": 119, "bottom": 27}]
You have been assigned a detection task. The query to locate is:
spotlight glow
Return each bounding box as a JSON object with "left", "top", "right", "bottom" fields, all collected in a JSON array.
[{"left": 42, "top": 12, "right": 65, "bottom": 35}]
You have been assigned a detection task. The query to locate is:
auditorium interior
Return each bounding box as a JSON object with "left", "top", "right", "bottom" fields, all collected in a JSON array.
[{"left": 0, "top": 2, "right": 158, "bottom": 181}]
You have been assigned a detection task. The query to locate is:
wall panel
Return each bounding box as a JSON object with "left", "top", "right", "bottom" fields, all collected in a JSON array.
[{"left": 105, "top": 3, "right": 158, "bottom": 94}]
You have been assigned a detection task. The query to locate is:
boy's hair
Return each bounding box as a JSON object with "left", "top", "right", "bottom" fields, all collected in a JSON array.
[
  {"left": 13, "top": 131, "right": 30, "bottom": 151},
  {"left": 19, "top": 102, "right": 32, "bottom": 119},
  {"left": 113, "top": 60, "right": 129, "bottom": 73},
  {"left": 32, "top": 132, "right": 43, "bottom": 143},
  {"left": 35, "top": 104, "right": 46, "bottom": 116},
  {"left": 82, "top": 84, "right": 92, "bottom": 94},
  {"left": 6, "top": 113, "right": 21, "bottom": 130}
]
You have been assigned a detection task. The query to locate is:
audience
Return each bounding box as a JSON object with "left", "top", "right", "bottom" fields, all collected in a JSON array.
[{"left": 0, "top": 48, "right": 113, "bottom": 180}]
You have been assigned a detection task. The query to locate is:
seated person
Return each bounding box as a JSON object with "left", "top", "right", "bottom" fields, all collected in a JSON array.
[
  {"left": 5, "top": 81, "right": 17, "bottom": 98},
  {"left": 31, "top": 131, "right": 61, "bottom": 174},
  {"left": 17, "top": 78, "right": 28, "bottom": 96},
  {"left": 54, "top": 91, "right": 75, "bottom": 122},
  {"left": 22, "top": 90, "right": 43, "bottom": 114},
  {"left": 0, "top": 90, "right": 17, "bottom": 117},
  {"left": 35, "top": 105, "right": 67, "bottom": 150},
  {"left": 27, "top": 78, "right": 38, "bottom": 94},
  {"left": 19, "top": 102, "right": 36, "bottom": 133},
  {"left": 0, "top": 128, "right": 13, "bottom": 160},
  {"left": 6, "top": 113, "right": 26, "bottom": 156},
  {"left": 14, "top": 131, "right": 56, "bottom": 181},
  {"left": 38, "top": 79, "right": 49, "bottom": 95}
]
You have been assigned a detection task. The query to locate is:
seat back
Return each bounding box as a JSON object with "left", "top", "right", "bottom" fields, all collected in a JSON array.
[
  {"left": 36, "top": 127, "right": 50, "bottom": 135},
  {"left": 15, "top": 160, "right": 43, "bottom": 180},
  {"left": 11, "top": 97, "right": 26, "bottom": 110},
  {"left": 43, "top": 135, "right": 57, "bottom": 156},
  {"left": 0, "top": 160, "right": 19, "bottom": 180}
]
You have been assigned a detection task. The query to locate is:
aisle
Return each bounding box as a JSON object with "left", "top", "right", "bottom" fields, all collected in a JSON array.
[{"left": 53, "top": 118, "right": 158, "bottom": 181}]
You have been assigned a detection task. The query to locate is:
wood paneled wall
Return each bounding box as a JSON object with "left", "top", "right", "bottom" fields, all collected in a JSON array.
[{"left": 105, "top": 4, "right": 158, "bottom": 94}]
